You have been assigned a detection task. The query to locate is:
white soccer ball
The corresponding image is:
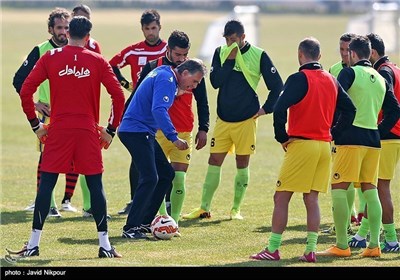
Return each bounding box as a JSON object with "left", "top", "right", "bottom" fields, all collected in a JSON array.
[{"left": 150, "top": 215, "right": 179, "bottom": 240}]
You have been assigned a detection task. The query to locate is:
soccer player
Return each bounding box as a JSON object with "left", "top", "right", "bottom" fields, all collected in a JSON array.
[
  {"left": 348, "top": 33, "right": 400, "bottom": 253},
  {"left": 109, "top": 9, "right": 167, "bottom": 215},
  {"left": 317, "top": 35, "right": 400, "bottom": 258},
  {"left": 72, "top": 4, "right": 101, "bottom": 53},
  {"left": 118, "top": 58, "right": 207, "bottom": 239},
  {"left": 250, "top": 37, "right": 356, "bottom": 263},
  {"left": 125, "top": 30, "right": 210, "bottom": 225},
  {"left": 10, "top": 16, "right": 125, "bottom": 258},
  {"left": 70, "top": 3, "right": 106, "bottom": 219},
  {"left": 322, "top": 32, "right": 364, "bottom": 235},
  {"left": 182, "top": 19, "right": 283, "bottom": 221},
  {"left": 12, "top": 7, "right": 74, "bottom": 217},
  {"left": 331, "top": 33, "right": 365, "bottom": 226}
]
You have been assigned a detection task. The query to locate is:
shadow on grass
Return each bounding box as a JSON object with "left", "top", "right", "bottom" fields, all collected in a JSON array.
[
  {"left": 0, "top": 210, "right": 126, "bottom": 226},
  {"left": 179, "top": 217, "right": 234, "bottom": 228},
  {"left": 210, "top": 253, "right": 395, "bottom": 268},
  {"left": 58, "top": 237, "right": 98, "bottom": 246},
  {"left": 57, "top": 235, "right": 162, "bottom": 247},
  {"left": 0, "top": 211, "right": 34, "bottom": 225},
  {"left": 1, "top": 256, "right": 51, "bottom": 267}
]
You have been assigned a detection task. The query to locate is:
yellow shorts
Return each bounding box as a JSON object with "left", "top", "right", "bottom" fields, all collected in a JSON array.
[
  {"left": 276, "top": 139, "right": 331, "bottom": 193},
  {"left": 36, "top": 112, "right": 50, "bottom": 153},
  {"left": 379, "top": 140, "right": 400, "bottom": 180},
  {"left": 331, "top": 145, "right": 380, "bottom": 186},
  {"left": 332, "top": 143, "right": 361, "bottom": 187},
  {"left": 331, "top": 142, "right": 337, "bottom": 158},
  {"left": 156, "top": 130, "right": 192, "bottom": 164},
  {"left": 210, "top": 117, "right": 257, "bottom": 155}
]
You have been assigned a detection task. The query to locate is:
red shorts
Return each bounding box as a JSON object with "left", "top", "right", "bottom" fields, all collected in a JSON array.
[{"left": 41, "top": 127, "right": 103, "bottom": 175}]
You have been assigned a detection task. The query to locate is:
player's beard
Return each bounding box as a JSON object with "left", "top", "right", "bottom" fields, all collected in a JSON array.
[
  {"left": 146, "top": 35, "right": 158, "bottom": 45},
  {"left": 53, "top": 34, "right": 68, "bottom": 46}
]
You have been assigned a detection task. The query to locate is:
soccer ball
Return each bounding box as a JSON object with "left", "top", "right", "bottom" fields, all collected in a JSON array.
[{"left": 150, "top": 215, "right": 179, "bottom": 240}]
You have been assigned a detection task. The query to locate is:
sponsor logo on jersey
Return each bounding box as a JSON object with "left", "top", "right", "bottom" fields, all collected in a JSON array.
[{"left": 59, "top": 65, "right": 90, "bottom": 78}]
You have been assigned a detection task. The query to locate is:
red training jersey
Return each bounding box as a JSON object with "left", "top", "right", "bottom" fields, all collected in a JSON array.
[
  {"left": 378, "top": 62, "right": 400, "bottom": 137},
  {"left": 85, "top": 37, "right": 101, "bottom": 54},
  {"left": 109, "top": 40, "right": 167, "bottom": 87},
  {"left": 288, "top": 69, "right": 338, "bottom": 141},
  {"left": 20, "top": 45, "right": 125, "bottom": 130}
]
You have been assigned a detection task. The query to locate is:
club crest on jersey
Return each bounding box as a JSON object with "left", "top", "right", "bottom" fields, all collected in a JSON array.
[
  {"left": 59, "top": 65, "right": 90, "bottom": 79},
  {"left": 163, "top": 96, "right": 170, "bottom": 102},
  {"left": 148, "top": 71, "right": 157, "bottom": 78}
]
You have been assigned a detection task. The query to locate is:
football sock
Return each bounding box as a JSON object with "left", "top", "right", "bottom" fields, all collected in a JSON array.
[
  {"left": 267, "top": 232, "right": 282, "bottom": 252},
  {"left": 80, "top": 175, "right": 91, "bottom": 211},
  {"left": 331, "top": 189, "right": 349, "bottom": 249},
  {"left": 346, "top": 183, "right": 356, "bottom": 222},
  {"left": 356, "top": 217, "right": 369, "bottom": 239},
  {"left": 232, "top": 167, "right": 249, "bottom": 211},
  {"left": 158, "top": 200, "right": 167, "bottom": 215},
  {"left": 357, "top": 187, "right": 366, "bottom": 214},
  {"left": 363, "top": 188, "right": 382, "bottom": 248},
  {"left": 98, "top": 231, "right": 111, "bottom": 251},
  {"left": 50, "top": 191, "right": 56, "bottom": 208},
  {"left": 382, "top": 223, "right": 398, "bottom": 243},
  {"left": 170, "top": 171, "right": 186, "bottom": 223},
  {"left": 200, "top": 165, "right": 221, "bottom": 212},
  {"left": 63, "top": 173, "right": 79, "bottom": 203},
  {"left": 305, "top": 231, "right": 318, "bottom": 254},
  {"left": 28, "top": 229, "right": 42, "bottom": 249}
]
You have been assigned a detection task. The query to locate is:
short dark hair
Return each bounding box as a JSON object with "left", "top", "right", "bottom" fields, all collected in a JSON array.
[
  {"left": 141, "top": 9, "right": 160, "bottom": 26},
  {"left": 69, "top": 16, "right": 92, "bottom": 39},
  {"left": 48, "top": 7, "right": 70, "bottom": 29},
  {"left": 72, "top": 4, "right": 91, "bottom": 18},
  {"left": 340, "top": 32, "right": 356, "bottom": 42},
  {"left": 366, "top": 33, "right": 385, "bottom": 56},
  {"left": 349, "top": 35, "right": 371, "bottom": 60},
  {"left": 223, "top": 19, "right": 245, "bottom": 37},
  {"left": 299, "top": 37, "right": 320, "bottom": 60},
  {"left": 176, "top": 58, "right": 207, "bottom": 77},
  {"left": 168, "top": 30, "right": 190, "bottom": 50}
]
